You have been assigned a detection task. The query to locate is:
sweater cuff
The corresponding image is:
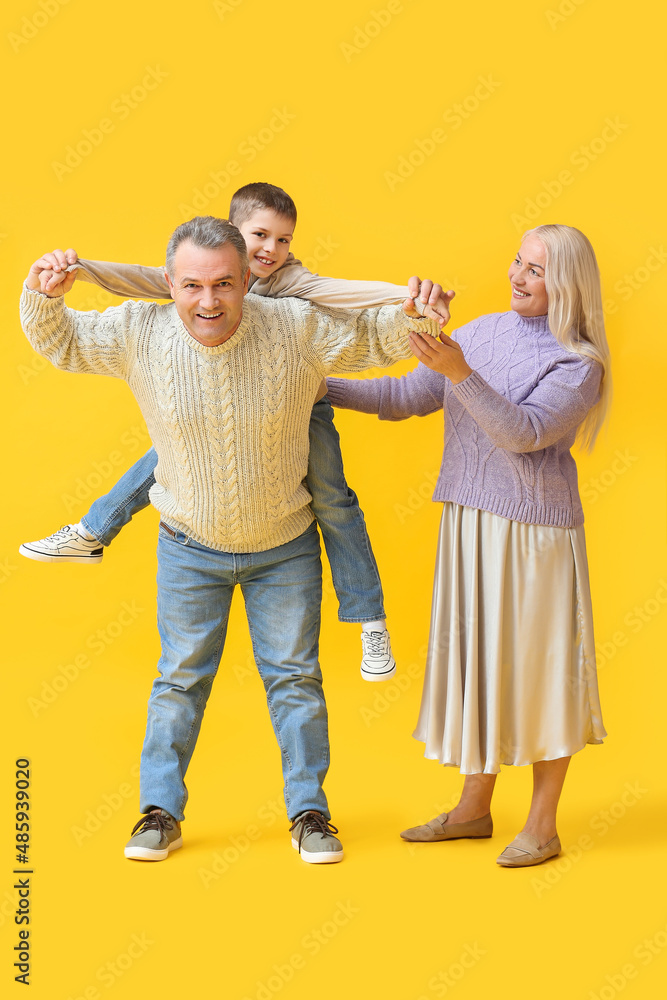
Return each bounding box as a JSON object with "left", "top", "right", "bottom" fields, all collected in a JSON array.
[
  {"left": 326, "top": 377, "right": 354, "bottom": 408},
  {"left": 20, "top": 282, "right": 61, "bottom": 323},
  {"left": 451, "top": 369, "right": 487, "bottom": 402},
  {"left": 325, "top": 376, "right": 382, "bottom": 414}
]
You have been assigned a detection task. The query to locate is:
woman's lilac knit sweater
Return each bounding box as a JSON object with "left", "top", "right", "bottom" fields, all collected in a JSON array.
[{"left": 326, "top": 311, "right": 603, "bottom": 527}]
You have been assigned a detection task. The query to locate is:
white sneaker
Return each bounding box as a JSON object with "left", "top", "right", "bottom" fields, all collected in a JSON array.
[
  {"left": 360, "top": 630, "right": 396, "bottom": 682},
  {"left": 19, "top": 525, "right": 103, "bottom": 564}
]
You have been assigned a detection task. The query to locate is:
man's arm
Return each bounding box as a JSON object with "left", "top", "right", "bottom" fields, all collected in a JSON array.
[
  {"left": 298, "top": 294, "right": 441, "bottom": 376},
  {"left": 21, "top": 251, "right": 147, "bottom": 379}
]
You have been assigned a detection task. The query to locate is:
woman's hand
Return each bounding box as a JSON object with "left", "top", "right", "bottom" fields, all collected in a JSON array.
[{"left": 409, "top": 329, "right": 473, "bottom": 384}]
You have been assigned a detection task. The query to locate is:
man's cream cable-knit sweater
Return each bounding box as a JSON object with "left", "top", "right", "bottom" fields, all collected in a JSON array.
[{"left": 20, "top": 286, "right": 436, "bottom": 553}]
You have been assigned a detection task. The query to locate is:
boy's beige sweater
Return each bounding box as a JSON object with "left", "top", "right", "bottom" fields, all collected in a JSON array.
[
  {"left": 73, "top": 254, "right": 413, "bottom": 307},
  {"left": 20, "top": 286, "right": 435, "bottom": 553}
]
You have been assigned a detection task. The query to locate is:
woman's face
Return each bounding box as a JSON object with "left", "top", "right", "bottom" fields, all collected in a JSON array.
[{"left": 508, "top": 235, "right": 548, "bottom": 316}]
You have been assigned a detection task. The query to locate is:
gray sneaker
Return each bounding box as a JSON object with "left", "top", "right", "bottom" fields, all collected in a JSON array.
[
  {"left": 289, "top": 811, "right": 343, "bottom": 864},
  {"left": 124, "top": 809, "right": 182, "bottom": 861},
  {"left": 19, "top": 524, "right": 103, "bottom": 564}
]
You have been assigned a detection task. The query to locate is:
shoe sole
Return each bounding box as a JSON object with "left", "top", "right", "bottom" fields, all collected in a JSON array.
[
  {"left": 124, "top": 835, "right": 183, "bottom": 861},
  {"left": 400, "top": 833, "right": 492, "bottom": 842},
  {"left": 291, "top": 838, "right": 343, "bottom": 864},
  {"left": 19, "top": 544, "right": 103, "bottom": 564},
  {"left": 360, "top": 665, "right": 397, "bottom": 682}
]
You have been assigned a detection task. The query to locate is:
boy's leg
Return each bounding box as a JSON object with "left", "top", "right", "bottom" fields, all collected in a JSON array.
[
  {"left": 307, "top": 398, "right": 395, "bottom": 682},
  {"left": 307, "top": 399, "right": 385, "bottom": 622},
  {"left": 81, "top": 447, "right": 157, "bottom": 546},
  {"left": 240, "top": 523, "right": 331, "bottom": 822},
  {"left": 138, "top": 524, "right": 234, "bottom": 823},
  {"left": 19, "top": 448, "right": 157, "bottom": 564}
]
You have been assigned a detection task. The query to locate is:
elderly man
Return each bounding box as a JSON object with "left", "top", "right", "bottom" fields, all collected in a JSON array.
[{"left": 21, "top": 216, "right": 441, "bottom": 864}]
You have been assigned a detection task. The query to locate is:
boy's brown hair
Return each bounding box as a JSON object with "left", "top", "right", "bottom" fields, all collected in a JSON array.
[{"left": 229, "top": 182, "right": 297, "bottom": 228}]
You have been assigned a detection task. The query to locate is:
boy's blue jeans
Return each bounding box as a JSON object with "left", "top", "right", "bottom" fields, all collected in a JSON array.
[
  {"left": 81, "top": 397, "right": 385, "bottom": 623},
  {"left": 141, "top": 520, "right": 329, "bottom": 822}
]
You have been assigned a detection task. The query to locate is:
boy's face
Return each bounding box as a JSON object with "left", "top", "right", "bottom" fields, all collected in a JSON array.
[{"left": 236, "top": 210, "right": 294, "bottom": 278}]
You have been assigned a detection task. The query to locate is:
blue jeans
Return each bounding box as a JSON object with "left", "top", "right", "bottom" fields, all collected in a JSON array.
[
  {"left": 141, "top": 521, "right": 329, "bottom": 822},
  {"left": 82, "top": 399, "right": 385, "bottom": 622}
]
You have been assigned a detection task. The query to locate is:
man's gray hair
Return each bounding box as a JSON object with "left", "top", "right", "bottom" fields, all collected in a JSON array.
[{"left": 165, "top": 216, "right": 249, "bottom": 278}]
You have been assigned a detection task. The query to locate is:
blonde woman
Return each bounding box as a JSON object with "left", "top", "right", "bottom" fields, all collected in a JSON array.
[{"left": 326, "top": 225, "right": 611, "bottom": 867}]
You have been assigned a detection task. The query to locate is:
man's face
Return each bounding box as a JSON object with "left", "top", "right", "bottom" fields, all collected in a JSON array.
[
  {"left": 166, "top": 241, "right": 250, "bottom": 347},
  {"left": 236, "top": 210, "right": 294, "bottom": 278}
]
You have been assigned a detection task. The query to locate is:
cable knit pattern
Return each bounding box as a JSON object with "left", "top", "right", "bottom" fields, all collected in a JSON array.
[
  {"left": 21, "top": 285, "right": 436, "bottom": 553},
  {"left": 326, "top": 311, "right": 603, "bottom": 528}
]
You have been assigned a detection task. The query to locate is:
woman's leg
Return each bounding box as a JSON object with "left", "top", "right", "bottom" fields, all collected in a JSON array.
[
  {"left": 520, "top": 756, "right": 571, "bottom": 845},
  {"left": 447, "top": 773, "right": 498, "bottom": 823}
]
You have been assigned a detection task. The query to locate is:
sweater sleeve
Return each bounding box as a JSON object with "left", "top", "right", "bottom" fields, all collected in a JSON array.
[
  {"left": 19, "top": 284, "right": 150, "bottom": 379},
  {"left": 299, "top": 302, "right": 439, "bottom": 375},
  {"left": 451, "top": 355, "right": 603, "bottom": 452},
  {"left": 253, "top": 258, "right": 411, "bottom": 308},
  {"left": 326, "top": 364, "right": 446, "bottom": 419},
  {"left": 74, "top": 259, "right": 171, "bottom": 300}
]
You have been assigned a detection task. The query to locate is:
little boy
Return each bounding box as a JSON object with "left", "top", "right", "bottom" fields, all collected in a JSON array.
[{"left": 20, "top": 182, "right": 452, "bottom": 682}]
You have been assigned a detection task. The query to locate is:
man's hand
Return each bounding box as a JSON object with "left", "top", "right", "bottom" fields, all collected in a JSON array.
[
  {"left": 26, "top": 248, "right": 79, "bottom": 297},
  {"left": 406, "top": 276, "right": 455, "bottom": 328}
]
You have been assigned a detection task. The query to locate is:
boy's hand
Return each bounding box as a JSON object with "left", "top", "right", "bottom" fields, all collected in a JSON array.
[
  {"left": 26, "top": 248, "right": 79, "bottom": 297},
  {"left": 406, "top": 276, "right": 455, "bottom": 328}
]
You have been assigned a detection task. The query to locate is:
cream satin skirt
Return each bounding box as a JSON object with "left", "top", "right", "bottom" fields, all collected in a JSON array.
[{"left": 413, "top": 503, "right": 606, "bottom": 773}]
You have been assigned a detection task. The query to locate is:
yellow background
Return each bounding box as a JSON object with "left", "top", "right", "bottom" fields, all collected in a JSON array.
[{"left": 2, "top": 1, "right": 666, "bottom": 997}]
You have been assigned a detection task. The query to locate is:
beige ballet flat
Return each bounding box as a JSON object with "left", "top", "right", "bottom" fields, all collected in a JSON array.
[
  {"left": 400, "top": 811, "right": 493, "bottom": 842},
  {"left": 496, "top": 833, "right": 561, "bottom": 867}
]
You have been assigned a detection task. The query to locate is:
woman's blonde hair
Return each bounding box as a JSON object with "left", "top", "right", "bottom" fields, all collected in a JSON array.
[{"left": 523, "top": 224, "right": 611, "bottom": 451}]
